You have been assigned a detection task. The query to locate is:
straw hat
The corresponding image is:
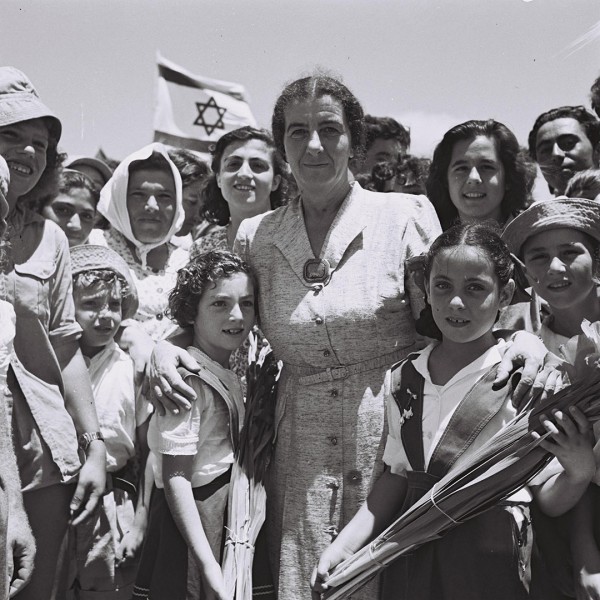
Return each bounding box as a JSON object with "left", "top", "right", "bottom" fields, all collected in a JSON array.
[
  {"left": 0, "top": 67, "right": 61, "bottom": 141},
  {"left": 502, "top": 197, "right": 600, "bottom": 256},
  {"left": 70, "top": 244, "right": 139, "bottom": 319}
]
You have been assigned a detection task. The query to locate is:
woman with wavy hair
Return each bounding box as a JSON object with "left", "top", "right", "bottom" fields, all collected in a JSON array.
[{"left": 426, "top": 119, "right": 529, "bottom": 231}]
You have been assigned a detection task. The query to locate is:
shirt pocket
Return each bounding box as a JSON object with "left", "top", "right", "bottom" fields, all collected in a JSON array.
[{"left": 13, "top": 258, "right": 57, "bottom": 323}]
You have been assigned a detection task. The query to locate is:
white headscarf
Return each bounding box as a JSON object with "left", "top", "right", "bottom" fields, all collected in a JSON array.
[{"left": 97, "top": 143, "right": 184, "bottom": 269}]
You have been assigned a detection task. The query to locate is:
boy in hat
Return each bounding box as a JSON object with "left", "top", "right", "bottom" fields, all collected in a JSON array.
[
  {"left": 503, "top": 197, "right": 600, "bottom": 600},
  {"left": 61, "top": 244, "right": 152, "bottom": 599}
]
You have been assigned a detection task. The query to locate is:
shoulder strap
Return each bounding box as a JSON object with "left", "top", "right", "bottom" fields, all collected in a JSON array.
[
  {"left": 178, "top": 365, "right": 241, "bottom": 451},
  {"left": 390, "top": 353, "right": 425, "bottom": 472},
  {"left": 427, "top": 364, "right": 510, "bottom": 479}
]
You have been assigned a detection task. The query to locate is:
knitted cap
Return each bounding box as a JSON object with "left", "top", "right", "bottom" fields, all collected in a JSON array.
[
  {"left": 70, "top": 244, "right": 139, "bottom": 319},
  {"left": 502, "top": 197, "right": 600, "bottom": 256},
  {"left": 0, "top": 67, "right": 61, "bottom": 141}
]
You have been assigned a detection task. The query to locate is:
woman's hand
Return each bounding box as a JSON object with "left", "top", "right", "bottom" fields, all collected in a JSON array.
[
  {"left": 118, "top": 324, "right": 155, "bottom": 388},
  {"left": 70, "top": 440, "right": 107, "bottom": 526},
  {"left": 310, "top": 544, "right": 354, "bottom": 599},
  {"left": 148, "top": 340, "right": 199, "bottom": 415},
  {"left": 534, "top": 407, "right": 596, "bottom": 483},
  {"left": 200, "top": 559, "right": 228, "bottom": 600},
  {"left": 494, "top": 331, "right": 564, "bottom": 408}
]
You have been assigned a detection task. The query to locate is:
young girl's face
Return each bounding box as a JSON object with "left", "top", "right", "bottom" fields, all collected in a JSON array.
[
  {"left": 192, "top": 272, "right": 255, "bottom": 367},
  {"left": 217, "top": 138, "right": 280, "bottom": 221},
  {"left": 522, "top": 228, "right": 597, "bottom": 311},
  {"left": 0, "top": 118, "right": 49, "bottom": 204},
  {"left": 447, "top": 135, "right": 506, "bottom": 224},
  {"left": 426, "top": 245, "right": 513, "bottom": 344},
  {"left": 42, "top": 188, "right": 97, "bottom": 247},
  {"left": 74, "top": 281, "right": 123, "bottom": 358}
]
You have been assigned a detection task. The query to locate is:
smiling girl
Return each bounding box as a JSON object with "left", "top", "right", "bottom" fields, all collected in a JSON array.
[
  {"left": 134, "top": 250, "right": 253, "bottom": 600},
  {"left": 0, "top": 67, "right": 106, "bottom": 599},
  {"left": 427, "top": 120, "right": 530, "bottom": 231},
  {"left": 312, "top": 223, "right": 595, "bottom": 600}
]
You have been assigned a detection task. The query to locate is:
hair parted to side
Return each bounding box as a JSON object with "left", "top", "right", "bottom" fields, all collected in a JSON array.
[
  {"left": 416, "top": 222, "right": 514, "bottom": 340},
  {"left": 202, "top": 126, "right": 289, "bottom": 226},
  {"left": 528, "top": 105, "right": 600, "bottom": 161},
  {"left": 426, "top": 119, "right": 528, "bottom": 231},
  {"left": 167, "top": 249, "right": 256, "bottom": 328},
  {"left": 39, "top": 169, "right": 100, "bottom": 213},
  {"left": 167, "top": 148, "right": 210, "bottom": 188},
  {"left": 272, "top": 71, "right": 366, "bottom": 163}
]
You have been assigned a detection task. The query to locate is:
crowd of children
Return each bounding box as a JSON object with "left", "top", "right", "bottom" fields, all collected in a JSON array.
[{"left": 1, "top": 62, "right": 600, "bottom": 600}]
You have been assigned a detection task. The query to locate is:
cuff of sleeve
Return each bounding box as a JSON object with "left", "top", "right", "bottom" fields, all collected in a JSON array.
[{"left": 158, "top": 435, "right": 198, "bottom": 455}]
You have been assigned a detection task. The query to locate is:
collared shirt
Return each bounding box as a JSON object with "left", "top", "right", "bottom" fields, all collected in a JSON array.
[
  {"left": 86, "top": 341, "right": 153, "bottom": 472},
  {"left": 148, "top": 346, "right": 244, "bottom": 488},
  {"left": 5, "top": 208, "right": 82, "bottom": 489},
  {"left": 383, "top": 341, "right": 535, "bottom": 502}
]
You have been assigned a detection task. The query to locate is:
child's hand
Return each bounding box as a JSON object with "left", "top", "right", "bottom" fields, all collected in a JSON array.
[
  {"left": 115, "top": 526, "right": 144, "bottom": 566},
  {"left": 310, "top": 544, "right": 354, "bottom": 599},
  {"left": 533, "top": 407, "right": 596, "bottom": 484},
  {"left": 201, "top": 560, "right": 228, "bottom": 600}
]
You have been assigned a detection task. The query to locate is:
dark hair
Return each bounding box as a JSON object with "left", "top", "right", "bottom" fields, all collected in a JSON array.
[
  {"left": 371, "top": 160, "right": 397, "bottom": 192},
  {"left": 128, "top": 151, "right": 173, "bottom": 178},
  {"left": 591, "top": 74, "right": 600, "bottom": 119},
  {"left": 416, "top": 222, "right": 514, "bottom": 340},
  {"left": 426, "top": 119, "right": 528, "bottom": 231},
  {"left": 167, "top": 148, "right": 210, "bottom": 188},
  {"left": 565, "top": 168, "right": 600, "bottom": 200},
  {"left": 528, "top": 106, "right": 600, "bottom": 160},
  {"left": 41, "top": 169, "right": 100, "bottom": 211},
  {"left": 272, "top": 74, "right": 366, "bottom": 163},
  {"left": 168, "top": 249, "right": 256, "bottom": 328},
  {"left": 20, "top": 117, "right": 67, "bottom": 208},
  {"left": 202, "top": 126, "right": 288, "bottom": 226},
  {"left": 364, "top": 115, "right": 410, "bottom": 152}
]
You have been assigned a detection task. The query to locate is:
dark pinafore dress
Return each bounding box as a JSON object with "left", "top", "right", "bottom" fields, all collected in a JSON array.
[{"left": 381, "top": 354, "right": 530, "bottom": 600}]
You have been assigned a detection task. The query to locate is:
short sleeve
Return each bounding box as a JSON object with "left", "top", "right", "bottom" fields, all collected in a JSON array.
[
  {"left": 382, "top": 369, "right": 411, "bottom": 476},
  {"left": 403, "top": 196, "right": 442, "bottom": 321},
  {"left": 154, "top": 378, "right": 209, "bottom": 455}
]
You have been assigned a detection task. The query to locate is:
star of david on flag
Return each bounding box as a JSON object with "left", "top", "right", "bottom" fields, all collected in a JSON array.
[{"left": 153, "top": 52, "right": 256, "bottom": 154}]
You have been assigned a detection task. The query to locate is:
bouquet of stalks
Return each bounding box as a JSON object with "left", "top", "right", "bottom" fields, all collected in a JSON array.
[
  {"left": 222, "top": 332, "right": 282, "bottom": 600},
  {"left": 321, "top": 341, "right": 600, "bottom": 600}
]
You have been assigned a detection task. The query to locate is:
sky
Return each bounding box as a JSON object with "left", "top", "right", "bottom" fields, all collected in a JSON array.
[{"left": 1, "top": 0, "right": 599, "bottom": 171}]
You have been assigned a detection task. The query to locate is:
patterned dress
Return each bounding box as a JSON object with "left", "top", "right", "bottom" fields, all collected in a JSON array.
[{"left": 235, "top": 183, "right": 441, "bottom": 599}]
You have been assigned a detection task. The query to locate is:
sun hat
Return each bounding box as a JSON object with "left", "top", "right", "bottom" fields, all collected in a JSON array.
[
  {"left": 0, "top": 66, "right": 61, "bottom": 141},
  {"left": 66, "top": 156, "right": 113, "bottom": 185},
  {"left": 70, "top": 244, "right": 139, "bottom": 319},
  {"left": 501, "top": 197, "right": 600, "bottom": 257}
]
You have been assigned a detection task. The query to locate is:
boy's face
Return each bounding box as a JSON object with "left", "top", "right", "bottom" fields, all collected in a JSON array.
[
  {"left": 42, "top": 188, "right": 97, "bottom": 247},
  {"left": 126, "top": 168, "right": 176, "bottom": 243},
  {"left": 522, "top": 228, "right": 597, "bottom": 311},
  {"left": 74, "top": 282, "right": 123, "bottom": 357},
  {"left": 192, "top": 272, "right": 255, "bottom": 368}
]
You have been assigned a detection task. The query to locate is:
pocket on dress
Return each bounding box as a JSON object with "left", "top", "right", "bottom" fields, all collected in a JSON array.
[{"left": 13, "top": 259, "right": 57, "bottom": 320}]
